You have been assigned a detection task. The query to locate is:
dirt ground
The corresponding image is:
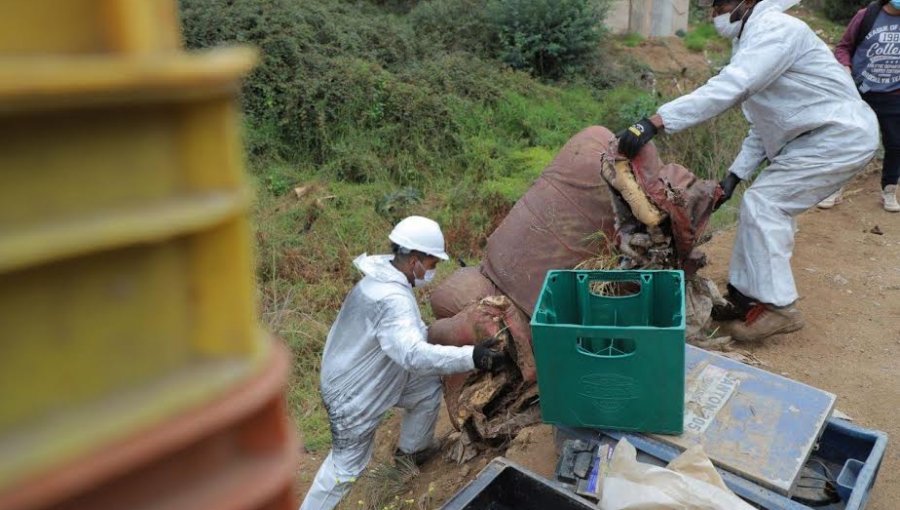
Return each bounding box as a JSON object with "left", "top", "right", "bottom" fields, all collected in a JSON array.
[
  {"left": 295, "top": 170, "right": 898, "bottom": 509},
  {"left": 699, "top": 170, "right": 900, "bottom": 508}
]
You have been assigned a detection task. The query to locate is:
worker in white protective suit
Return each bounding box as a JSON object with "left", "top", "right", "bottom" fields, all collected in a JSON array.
[
  {"left": 616, "top": 0, "right": 878, "bottom": 342},
  {"left": 300, "top": 216, "right": 508, "bottom": 510}
]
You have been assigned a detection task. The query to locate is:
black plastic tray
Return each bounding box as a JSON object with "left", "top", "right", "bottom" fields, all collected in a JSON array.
[{"left": 440, "top": 457, "right": 595, "bottom": 510}]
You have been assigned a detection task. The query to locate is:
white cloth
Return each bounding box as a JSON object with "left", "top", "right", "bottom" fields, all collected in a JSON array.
[
  {"left": 300, "top": 254, "right": 475, "bottom": 510},
  {"left": 657, "top": 0, "right": 878, "bottom": 305}
]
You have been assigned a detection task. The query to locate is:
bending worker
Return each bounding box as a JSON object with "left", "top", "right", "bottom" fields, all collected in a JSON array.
[
  {"left": 300, "top": 216, "right": 507, "bottom": 510},
  {"left": 617, "top": 0, "right": 878, "bottom": 342}
]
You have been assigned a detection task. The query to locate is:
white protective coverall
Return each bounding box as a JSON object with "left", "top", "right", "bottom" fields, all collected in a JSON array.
[
  {"left": 657, "top": 0, "right": 878, "bottom": 306},
  {"left": 300, "top": 255, "right": 475, "bottom": 510}
]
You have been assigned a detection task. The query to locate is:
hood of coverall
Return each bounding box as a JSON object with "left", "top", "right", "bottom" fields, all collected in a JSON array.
[
  {"left": 735, "top": 0, "right": 802, "bottom": 36},
  {"left": 353, "top": 254, "right": 412, "bottom": 288}
]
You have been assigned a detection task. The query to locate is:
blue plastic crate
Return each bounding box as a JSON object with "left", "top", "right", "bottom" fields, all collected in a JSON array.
[{"left": 557, "top": 417, "right": 888, "bottom": 510}]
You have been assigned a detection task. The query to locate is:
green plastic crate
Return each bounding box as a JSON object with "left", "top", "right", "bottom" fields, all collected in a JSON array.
[{"left": 530, "top": 270, "right": 685, "bottom": 435}]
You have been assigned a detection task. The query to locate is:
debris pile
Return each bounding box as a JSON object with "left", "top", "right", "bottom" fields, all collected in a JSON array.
[{"left": 428, "top": 126, "right": 725, "bottom": 458}]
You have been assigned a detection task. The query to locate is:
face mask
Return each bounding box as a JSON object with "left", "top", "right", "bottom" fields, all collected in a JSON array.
[
  {"left": 413, "top": 260, "right": 436, "bottom": 287},
  {"left": 714, "top": 0, "right": 747, "bottom": 39},
  {"left": 892, "top": 0, "right": 900, "bottom": 9}
]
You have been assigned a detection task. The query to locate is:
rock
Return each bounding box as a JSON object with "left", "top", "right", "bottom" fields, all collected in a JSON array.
[{"left": 832, "top": 274, "right": 849, "bottom": 286}]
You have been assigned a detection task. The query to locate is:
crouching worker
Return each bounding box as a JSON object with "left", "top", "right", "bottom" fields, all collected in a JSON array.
[{"left": 300, "top": 216, "right": 508, "bottom": 510}]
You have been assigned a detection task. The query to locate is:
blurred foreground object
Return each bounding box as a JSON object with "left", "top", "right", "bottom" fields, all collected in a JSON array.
[{"left": 0, "top": 2, "right": 297, "bottom": 509}]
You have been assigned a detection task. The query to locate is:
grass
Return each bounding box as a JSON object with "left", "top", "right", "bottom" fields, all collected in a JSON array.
[
  {"left": 353, "top": 459, "right": 421, "bottom": 510},
  {"left": 619, "top": 32, "right": 644, "bottom": 47},
  {"left": 684, "top": 22, "right": 721, "bottom": 52}
]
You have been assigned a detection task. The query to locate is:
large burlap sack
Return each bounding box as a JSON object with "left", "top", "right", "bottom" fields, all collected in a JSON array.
[
  {"left": 428, "top": 295, "right": 536, "bottom": 431},
  {"left": 429, "top": 266, "right": 498, "bottom": 320},
  {"left": 483, "top": 126, "right": 638, "bottom": 315},
  {"left": 630, "top": 158, "right": 722, "bottom": 277}
]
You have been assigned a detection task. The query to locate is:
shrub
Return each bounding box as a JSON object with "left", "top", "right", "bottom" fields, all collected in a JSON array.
[
  {"left": 409, "top": 0, "right": 495, "bottom": 54},
  {"left": 822, "top": 0, "right": 868, "bottom": 23},
  {"left": 487, "top": 0, "right": 608, "bottom": 79}
]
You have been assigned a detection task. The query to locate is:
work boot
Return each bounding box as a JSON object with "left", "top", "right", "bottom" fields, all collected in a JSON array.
[
  {"left": 882, "top": 185, "right": 900, "bottom": 212},
  {"left": 393, "top": 440, "right": 442, "bottom": 468},
  {"left": 711, "top": 283, "right": 756, "bottom": 321},
  {"left": 816, "top": 188, "right": 843, "bottom": 209},
  {"left": 728, "top": 303, "right": 805, "bottom": 343}
]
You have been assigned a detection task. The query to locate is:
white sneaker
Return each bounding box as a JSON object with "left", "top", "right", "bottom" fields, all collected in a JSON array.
[
  {"left": 883, "top": 185, "right": 900, "bottom": 212},
  {"left": 817, "top": 188, "right": 843, "bottom": 209}
]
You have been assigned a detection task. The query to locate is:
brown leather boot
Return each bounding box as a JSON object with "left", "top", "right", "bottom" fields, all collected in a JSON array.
[{"left": 729, "top": 303, "right": 805, "bottom": 343}]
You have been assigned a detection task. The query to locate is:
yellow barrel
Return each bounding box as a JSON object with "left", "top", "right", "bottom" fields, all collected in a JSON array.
[{"left": 0, "top": 0, "right": 276, "bottom": 498}]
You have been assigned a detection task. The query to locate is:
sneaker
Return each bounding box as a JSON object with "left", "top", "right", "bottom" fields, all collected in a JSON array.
[
  {"left": 817, "top": 188, "right": 843, "bottom": 209},
  {"left": 883, "top": 185, "right": 900, "bottom": 212},
  {"left": 728, "top": 303, "right": 805, "bottom": 343}
]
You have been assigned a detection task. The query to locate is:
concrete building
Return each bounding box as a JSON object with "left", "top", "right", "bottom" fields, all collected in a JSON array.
[{"left": 606, "top": 0, "right": 690, "bottom": 37}]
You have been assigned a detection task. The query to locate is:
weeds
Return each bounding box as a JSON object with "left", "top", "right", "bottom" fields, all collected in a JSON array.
[
  {"left": 620, "top": 32, "right": 645, "bottom": 47},
  {"left": 354, "top": 459, "right": 420, "bottom": 510},
  {"left": 684, "top": 23, "right": 722, "bottom": 52},
  {"left": 656, "top": 108, "right": 748, "bottom": 182}
]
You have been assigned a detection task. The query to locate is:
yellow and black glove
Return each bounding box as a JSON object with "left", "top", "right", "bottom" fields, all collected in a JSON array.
[{"left": 616, "top": 118, "right": 658, "bottom": 158}]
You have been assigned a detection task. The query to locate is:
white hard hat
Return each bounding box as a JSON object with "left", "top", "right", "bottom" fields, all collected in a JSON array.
[{"left": 389, "top": 216, "right": 449, "bottom": 260}]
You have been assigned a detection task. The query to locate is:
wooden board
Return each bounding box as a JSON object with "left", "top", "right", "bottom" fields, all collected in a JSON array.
[{"left": 650, "top": 345, "right": 835, "bottom": 496}]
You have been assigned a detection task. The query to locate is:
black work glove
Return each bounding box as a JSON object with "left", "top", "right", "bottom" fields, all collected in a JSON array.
[
  {"left": 472, "top": 338, "right": 508, "bottom": 372},
  {"left": 616, "top": 118, "right": 658, "bottom": 159},
  {"left": 715, "top": 173, "right": 741, "bottom": 211}
]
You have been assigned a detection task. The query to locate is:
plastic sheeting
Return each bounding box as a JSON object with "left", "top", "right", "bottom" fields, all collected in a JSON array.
[{"left": 600, "top": 439, "right": 755, "bottom": 510}]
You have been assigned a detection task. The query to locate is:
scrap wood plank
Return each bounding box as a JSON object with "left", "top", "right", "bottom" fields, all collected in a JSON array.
[{"left": 649, "top": 345, "right": 835, "bottom": 496}]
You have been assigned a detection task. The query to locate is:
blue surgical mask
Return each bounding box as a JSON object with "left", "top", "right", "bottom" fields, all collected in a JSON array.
[{"left": 891, "top": 0, "right": 900, "bottom": 10}]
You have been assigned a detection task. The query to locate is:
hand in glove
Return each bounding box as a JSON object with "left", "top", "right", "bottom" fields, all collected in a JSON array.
[
  {"left": 616, "top": 118, "right": 658, "bottom": 159},
  {"left": 472, "top": 338, "right": 509, "bottom": 372},
  {"left": 715, "top": 173, "right": 741, "bottom": 211}
]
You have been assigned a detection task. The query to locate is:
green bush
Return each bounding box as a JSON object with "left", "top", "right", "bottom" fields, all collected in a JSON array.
[
  {"left": 487, "top": 0, "right": 608, "bottom": 79},
  {"left": 409, "top": 0, "right": 495, "bottom": 54},
  {"left": 822, "top": 0, "right": 868, "bottom": 23}
]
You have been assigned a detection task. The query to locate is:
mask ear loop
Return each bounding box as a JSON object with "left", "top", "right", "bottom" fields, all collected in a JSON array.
[
  {"left": 413, "top": 258, "right": 424, "bottom": 280},
  {"left": 735, "top": 1, "right": 757, "bottom": 39},
  {"left": 728, "top": 0, "right": 747, "bottom": 22}
]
